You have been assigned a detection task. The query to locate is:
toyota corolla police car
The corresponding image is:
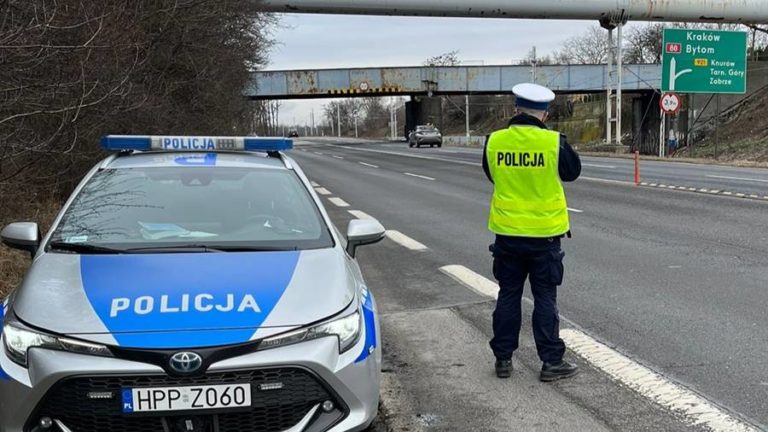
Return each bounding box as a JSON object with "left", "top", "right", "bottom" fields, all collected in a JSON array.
[{"left": 0, "top": 135, "right": 385, "bottom": 432}]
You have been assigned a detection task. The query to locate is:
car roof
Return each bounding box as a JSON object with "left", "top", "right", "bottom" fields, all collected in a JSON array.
[{"left": 104, "top": 151, "right": 289, "bottom": 170}]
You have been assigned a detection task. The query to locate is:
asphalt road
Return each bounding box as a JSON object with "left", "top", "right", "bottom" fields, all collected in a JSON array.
[
  {"left": 342, "top": 142, "right": 768, "bottom": 197},
  {"left": 291, "top": 139, "right": 768, "bottom": 431}
]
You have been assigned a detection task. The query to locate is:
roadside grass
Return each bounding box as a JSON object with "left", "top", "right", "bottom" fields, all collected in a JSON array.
[
  {"left": 676, "top": 137, "right": 768, "bottom": 163},
  {"left": 0, "top": 195, "right": 61, "bottom": 299}
]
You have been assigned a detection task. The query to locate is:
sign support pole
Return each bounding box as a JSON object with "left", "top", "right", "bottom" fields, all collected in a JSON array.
[
  {"left": 659, "top": 110, "right": 666, "bottom": 158},
  {"left": 606, "top": 27, "right": 614, "bottom": 144},
  {"left": 616, "top": 22, "right": 624, "bottom": 145}
]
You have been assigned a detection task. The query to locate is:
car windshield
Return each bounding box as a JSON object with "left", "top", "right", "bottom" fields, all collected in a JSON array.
[
  {"left": 416, "top": 126, "right": 437, "bottom": 132},
  {"left": 49, "top": 166, "right": 333, "bottom": 251}
]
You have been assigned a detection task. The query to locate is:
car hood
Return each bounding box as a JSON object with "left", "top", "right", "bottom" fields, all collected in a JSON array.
[{"left": 13, "top": 249, "right": 356, "bottom": 349}]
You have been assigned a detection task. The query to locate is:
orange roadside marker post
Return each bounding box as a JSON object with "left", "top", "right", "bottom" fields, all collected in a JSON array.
[{"left": 634, "top": 151, "right": 641, "bottom": 185}]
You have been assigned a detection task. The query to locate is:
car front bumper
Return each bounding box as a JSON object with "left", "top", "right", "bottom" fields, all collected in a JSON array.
[
  {"left": 0, "top": 329, "right": 381, "bottom": 432},
  {"left": 415, "top": 136, "right": 442, "bottom": 144}
]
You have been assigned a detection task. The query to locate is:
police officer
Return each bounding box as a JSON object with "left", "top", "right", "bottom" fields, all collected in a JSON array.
[{"left": 482, "top": 83, "right": 581, "bottom": 382}]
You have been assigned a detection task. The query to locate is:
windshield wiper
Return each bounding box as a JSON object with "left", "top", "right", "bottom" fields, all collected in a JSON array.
[
  {"left": 48, "top": 241, "right": 126, "bottom": 254},
  {"left": 124, "top": 244, "right": 227, "bottom": 253}
]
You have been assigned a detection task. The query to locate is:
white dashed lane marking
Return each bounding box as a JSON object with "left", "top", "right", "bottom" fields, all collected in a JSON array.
[
  {"left": 404, "top": 172, "right": 436, "bottom": 181},
  {"left": 328, "top": 197, "right": 350, "bottom": 208},
  {"left": 359, "top": 162, "right": 379, "bottom": 168},
  {"left": 583, "top": 163, "right": 617, "bottom": 169},
  {"left": 441, "top": 264, "right": 758, "bottom": 432},
  {"left": 310, "top": 181, "right": 320, "bottom": 187},
  {"left": 348, "top": 210, "right": 374, "bottom": 220},
  {"left": 439, "top": 265, "right": 499, "bottom": 298},
  {"left": 567, "top": 208, "right": 584, "bottom": 213},
  {"left": 314, "top": 152, "right": 324, "bottom": 155},
  {"left": 332, "top": 156, "right": 344, "bottom": 160},
  {"left": 314, "top": 187, "right": 332, "bottom": 196},
  {"left": 706, "top": 174, "right": 768, "bottom": 184},
  {"left": 385, "top": 230, "right": 428, "bottom": 251}
]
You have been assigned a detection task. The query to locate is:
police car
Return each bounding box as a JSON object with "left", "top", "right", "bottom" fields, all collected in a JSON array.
[{"left": 0, "top": 136, "right": 385, "bottom": 432}]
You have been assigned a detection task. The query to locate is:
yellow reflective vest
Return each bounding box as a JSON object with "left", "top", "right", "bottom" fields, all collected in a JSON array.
[{"left": 486, "top": 126, "right": 570, "bottom": 238}]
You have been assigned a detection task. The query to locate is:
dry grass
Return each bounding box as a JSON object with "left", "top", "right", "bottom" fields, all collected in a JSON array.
[{"left": 0, "top": 194, "right": 62, "bottom": 298}]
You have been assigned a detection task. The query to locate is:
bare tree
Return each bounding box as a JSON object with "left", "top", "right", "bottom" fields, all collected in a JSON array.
[
  {"left": 424, "top": 50, "right": 461, "bottom": 66},
  {"left": 0, "top": 0, "right": 277, "bottom": 214},
  {"left": 554, "top": 26, "right": 609, "bottom": 64}
]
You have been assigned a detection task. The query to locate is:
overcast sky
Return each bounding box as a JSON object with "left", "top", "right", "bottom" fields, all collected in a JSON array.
[{"left": 267, "top": 14, "right": 595, "bottom": 127}]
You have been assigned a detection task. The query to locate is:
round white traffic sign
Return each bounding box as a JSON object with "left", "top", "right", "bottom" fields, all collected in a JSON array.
[
  {"left": 359, "top": 81, "right": 370, "bottom": 92},
  {"left": 660, "top": 92, "right": 681, "bottom": 114}
]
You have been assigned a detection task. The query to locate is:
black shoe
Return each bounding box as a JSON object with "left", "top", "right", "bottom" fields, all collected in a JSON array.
[
  {"left": 540, "top": 360, "right": 579, "bottom": 382},
  {"left": 495, "top": 359, "right": 512, "bottom": 378}
]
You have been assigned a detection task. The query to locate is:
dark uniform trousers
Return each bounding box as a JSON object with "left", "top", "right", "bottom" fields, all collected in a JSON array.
[{"left": 489, "top": 235, "right": 566, "bottom": 363}]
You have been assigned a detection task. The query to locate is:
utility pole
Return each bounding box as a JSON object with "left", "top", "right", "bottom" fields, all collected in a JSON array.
[
  {"left": 530, "top": 46, "right": 537, "bottom": 83},
  {"left": 354, "top": 114, "right": 359, "bottom": 138},
  {"left": 465, "top": 94, "right": 471, "bottom": 143},
  {"left": 390, "top": 105, "right": 395, "bottom": 140},
  {"left": 337, "top": 103, "right": 341, "bottom": 137},
  {"left": 310, "top": 109, "right": 315, "bottom": 136}
]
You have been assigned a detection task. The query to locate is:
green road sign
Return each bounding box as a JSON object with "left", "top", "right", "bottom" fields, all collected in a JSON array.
[{"left": 661, "top": 28, "right": 747, "bottom": 94}]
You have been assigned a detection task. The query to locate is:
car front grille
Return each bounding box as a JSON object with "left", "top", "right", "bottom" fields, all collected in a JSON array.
[{"left": 27, "top": 368, "right": 343, "bottom": 432}]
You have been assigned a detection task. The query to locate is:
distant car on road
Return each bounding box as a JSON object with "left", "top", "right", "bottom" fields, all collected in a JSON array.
[
  {"left": 408, "top": 125, "right": 442, "bottom": 148},
  {"left": 287, "top": 129, "right": 299, "bottom": 138}
]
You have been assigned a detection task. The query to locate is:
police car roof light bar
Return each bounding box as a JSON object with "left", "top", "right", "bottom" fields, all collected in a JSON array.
[{"left": 101, "top": 135, "right": 293, "bottom": 152}]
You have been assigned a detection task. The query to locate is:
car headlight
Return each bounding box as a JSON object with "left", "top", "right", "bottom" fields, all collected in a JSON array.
[
  {"left": 260, "top": 311, "right": 361, "bottom": 353},
  {"left": 3, "top": 319, "right": 112, "bottom": 367}
]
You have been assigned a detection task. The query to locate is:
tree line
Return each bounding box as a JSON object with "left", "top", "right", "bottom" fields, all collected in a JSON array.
[{"left": 0, "top": 1, "right": 277, "bottom": 218}]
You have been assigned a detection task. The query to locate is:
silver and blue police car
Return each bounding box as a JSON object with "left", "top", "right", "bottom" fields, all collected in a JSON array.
[{"left": 0, "top": 136, "right": 385, "bottom": 432}]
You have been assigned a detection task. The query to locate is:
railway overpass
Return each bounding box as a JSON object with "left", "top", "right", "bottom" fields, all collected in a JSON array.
[{"left": 246, "top": 64, "right": 661, "bottom": 100}]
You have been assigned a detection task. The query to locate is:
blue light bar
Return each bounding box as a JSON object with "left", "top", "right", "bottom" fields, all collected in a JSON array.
[{"left": 101, "top": 135, "right": 293, "bottom": 152}]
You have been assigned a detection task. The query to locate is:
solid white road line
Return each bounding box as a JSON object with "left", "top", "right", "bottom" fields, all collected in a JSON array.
[
  {"left": 328, "top": 197, "right": 350, "bottom": 208},
  {"left": 439, "top": 265, "right": 499, "bottom": 298},
  {"left": 706, "top": 174, "right": 768, "bottom": 184},
  {"left": 385, "top": 230, "right": 428, "bottom": 251},
  {"left": 310, "top": 181, "right": 320, "bottom": 187},
  {"left": 441, "top": 263, "right": 758, "bottom": 431},
  {"left": 332, "top": 155, "right": 344, "bottom": 160},
  {"left": 348, "top": 210, "right": 374, "bottom": 220},
  {"left": 561, "top": 329, "right": 757, "bottom": 432},
  {"left": 359, "top": 162, "right": 379, "bottom": 168},
  {"left": 583, "top": 163, "right": 617, "bottom": 169},
  {"left": 567, "top": 208, "right": 584, "bottom": 213},
  {"left": 314, "top": 187, "right": 332, "bottom": 196},
  {"left": 404, "top": 172, "right": 436, "bottom": 181}
]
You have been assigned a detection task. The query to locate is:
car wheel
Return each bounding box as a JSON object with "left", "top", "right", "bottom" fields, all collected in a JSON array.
[{"left": 437, "top": 144, "right": 442, "bottom": 148}]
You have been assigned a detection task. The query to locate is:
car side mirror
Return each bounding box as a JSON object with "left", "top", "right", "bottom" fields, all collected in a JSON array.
[
  {"left": 346, "top": 219, "right": 385, "bottom": 258},
  {"left": 1, "top": 222, "right": 41, "bottom": 257}
]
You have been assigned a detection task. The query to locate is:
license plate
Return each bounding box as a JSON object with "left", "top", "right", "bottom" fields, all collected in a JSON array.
[{"left": 122, "top": 384, "right": 251, "bottom": 414}]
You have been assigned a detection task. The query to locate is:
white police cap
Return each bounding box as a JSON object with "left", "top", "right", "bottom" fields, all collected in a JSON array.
[{"left": 513, "top": 83, "right": 556, "bottom": 111}]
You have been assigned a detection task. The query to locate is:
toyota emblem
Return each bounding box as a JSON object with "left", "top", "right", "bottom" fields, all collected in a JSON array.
[{"left": 169, "top": 352, "right": 203, "bottom": 374}]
